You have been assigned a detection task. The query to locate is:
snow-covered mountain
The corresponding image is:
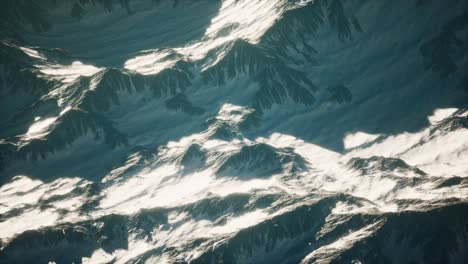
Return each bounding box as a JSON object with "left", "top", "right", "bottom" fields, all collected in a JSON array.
[{"left": 1, "top": 0, "right": 468, "bottom": 263}]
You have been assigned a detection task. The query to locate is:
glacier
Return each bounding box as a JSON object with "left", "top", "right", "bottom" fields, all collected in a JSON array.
[{"left": 1, "top": 0, "right": 468, "bottom": 263}]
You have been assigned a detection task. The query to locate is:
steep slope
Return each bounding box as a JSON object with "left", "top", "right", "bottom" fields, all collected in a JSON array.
[
  {"left": 216, "top": 143, "right": 306, "bottom": 178},
  {"left": 0, "top": 41, "right": 57, "bottom": 131},
  {"left": 1, "top": 0, "right": 468, "bottom": 263},
  {"left": 202, "top": 39, "right": 317, "bottom": 111}
]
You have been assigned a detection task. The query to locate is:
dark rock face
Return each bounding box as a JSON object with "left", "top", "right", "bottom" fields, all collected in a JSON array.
[
  {"left": 431, "top": 115, "right": 468, "bottom": 134},
  {"left": 348, "top": 156, "right": 427, "bottom": 176},
  {"left": 217, "top": 143, "right": 306, "bottom": 178},
  {"left": 1, "top": 0, "right": 468, "bottom": 263},
  {"left": 202, "top": 39, "right": 317, "bottom": 111}
]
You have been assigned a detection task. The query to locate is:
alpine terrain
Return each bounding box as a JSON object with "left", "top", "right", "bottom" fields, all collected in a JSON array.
[{"left": 1, "top": 0, "right": 468, "bottom": 263}]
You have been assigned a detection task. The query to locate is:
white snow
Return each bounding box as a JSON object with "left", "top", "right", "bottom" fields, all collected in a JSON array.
[{"left": 343, "top": 132, "right": 380, "bottom": 150}]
